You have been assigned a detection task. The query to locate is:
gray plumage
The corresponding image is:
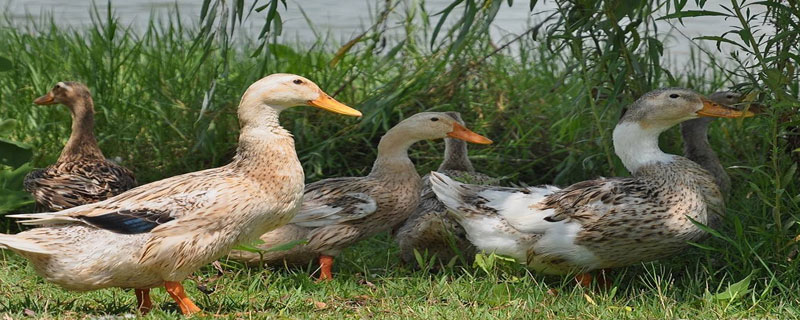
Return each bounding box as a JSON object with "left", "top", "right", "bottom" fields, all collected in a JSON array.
[
  {"left": 395, "top": 112, "right": 497, "bottom": 266},
  {"left": 680, "top": 91, "right": 742, "bottom": 195},
  {"left": 430, "top": 88, "right": 750, "bottom": 275}
]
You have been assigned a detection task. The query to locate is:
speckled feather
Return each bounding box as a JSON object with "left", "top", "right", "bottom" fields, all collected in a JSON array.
[
  {"left": 431, "top": 88, "right": 733, "bottom": 275},
  {"left": 228, "top": 156, "right": 422, "bottom": 265},
  {"left": 396, "top": 164, "right": 496, "bottom": 265},
  {"left": 22, "top": 82, "right": 136, "bottom": 211},
  {"left": 24, "top": 160, "right": 136, "bottom": 211}
]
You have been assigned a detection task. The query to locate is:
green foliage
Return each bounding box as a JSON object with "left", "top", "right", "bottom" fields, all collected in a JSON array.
[
  {"left": 0, "top": 0, "right": 798, "bottom": 318},
  {"left": 0, "top": 116, "right": 34, "bottom": 214}
]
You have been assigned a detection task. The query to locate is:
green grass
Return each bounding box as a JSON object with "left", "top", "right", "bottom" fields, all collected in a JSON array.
[{"left": 1, "top": 2, "right": 799, "bottom": 319}]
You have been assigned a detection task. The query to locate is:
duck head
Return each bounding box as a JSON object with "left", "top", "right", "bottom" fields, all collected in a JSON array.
[
  {"left": 390, "top": 112, "right": 492, "bottom": 145},
  {"left": 34, "top": 82, "right": 94, "bottom": 112},
  {"left": 619, "top": 88, "right": 753, "bottom": 129},
  {"left": 614, "top": 88, "right": 753, "bottom": 173},
  {"left": 238, "top": 73, "right": 361, "bottom": 117}
]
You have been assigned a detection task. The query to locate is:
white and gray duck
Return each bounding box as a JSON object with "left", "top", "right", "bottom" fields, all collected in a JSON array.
[{"left": 429, "top": 88, "right": 753, "bottom": 284}]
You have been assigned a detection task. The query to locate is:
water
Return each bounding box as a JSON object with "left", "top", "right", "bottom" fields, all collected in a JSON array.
[{"left": 1, "top": 0, "right": 771, "bottom": 68}]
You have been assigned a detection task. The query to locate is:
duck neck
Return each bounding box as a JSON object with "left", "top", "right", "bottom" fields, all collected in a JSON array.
[
  {"left": 58, "top": 98, "right": 104, "bottom": 162},
  {"left": 681, "top": 118, "right": 730, "bottom": 193},
  {"left": 438, "top": 138, "right": 474, "bottom": 172},
  {"left": 369, "top": 126, "right": 419, "bottom": 179},
  {"left": 231, "top": 102, "right": 300, "bottom": 181},
  {"left": 612, "top": 121, "right": 674, "bottom": 174}
]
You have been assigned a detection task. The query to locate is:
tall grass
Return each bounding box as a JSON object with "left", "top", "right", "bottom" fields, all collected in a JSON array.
[{"left": 0, "top": 1, "right": 797, "bottom": 318}]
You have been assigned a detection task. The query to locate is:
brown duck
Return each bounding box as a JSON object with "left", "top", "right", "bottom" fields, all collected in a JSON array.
[
  {"left": 228, "top": 112, "right": 492, "bottom": 280},
  {"left": 24, "top": 82, "right": 136, "bottom": 211}
]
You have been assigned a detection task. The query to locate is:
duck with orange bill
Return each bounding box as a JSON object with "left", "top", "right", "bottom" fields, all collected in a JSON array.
[
  {"left": 429, "top": 88, "right": 753, "bottom": 286},
  {"left": 0, "top": 74, "right": 361, "bottom": 315},
  {"left": 228, "top": 112, "right": 492, "bottom": 281},
  {"left": 24, "top": 82, "right": 137, "bottom": 211}
]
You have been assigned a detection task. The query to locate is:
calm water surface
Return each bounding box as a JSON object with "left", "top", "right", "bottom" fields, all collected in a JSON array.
[{"left": 2, "top": 0, "right": 770, "bottom": 68}]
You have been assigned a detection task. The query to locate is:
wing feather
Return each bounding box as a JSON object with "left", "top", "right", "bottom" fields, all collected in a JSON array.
[{"left": 290, "top": 178, "right": 378, "bottom": 228}]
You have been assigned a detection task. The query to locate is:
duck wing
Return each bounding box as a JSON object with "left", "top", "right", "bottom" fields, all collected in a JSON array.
[
  {"left": 10, "top": 167, "right": 244, "bottom": 236},
  {"left": 23, "top": 160, "right": 137, "bottom": 210},
  {"left": 290, "top": 177, "right": 378, "bottom": 228}
]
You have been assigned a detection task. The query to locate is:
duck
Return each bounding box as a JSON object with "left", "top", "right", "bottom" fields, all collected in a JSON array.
[
  {"left": 227, "top": 112, "right": 491, "bottom": 280},
  {"left": 0, "top": 74, "right": 362, "bottom": 315},
  {"left": 394, "top": 112, "right": 497, "bottom": 266},
  {"left": 681, "top": 91, "right": 744, "bottom": 195},
  {"left": 24, "top": 82, "right": 137, "bottom": 211},
  {"left": 429, "top": 88, "right": 753, "bottom": 281}
]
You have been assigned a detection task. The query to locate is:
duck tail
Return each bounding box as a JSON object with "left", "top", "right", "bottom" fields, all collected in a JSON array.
[
  {"left": 429, "top": 172, "right": 479, "bottom": 219},
  {"left": 6, "top": 212, "right": 79, "bottom": 226},
  {"left": 0, "top": 234, "right": 52, "bottom": 254}
]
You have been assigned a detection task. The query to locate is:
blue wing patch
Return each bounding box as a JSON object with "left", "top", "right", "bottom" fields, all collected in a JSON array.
[{"left": 80, "top": 209, "right": 174, "bottom": 234}]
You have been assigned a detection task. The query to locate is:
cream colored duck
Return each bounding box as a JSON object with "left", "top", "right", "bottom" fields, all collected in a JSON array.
[
  {"left": 24, "top": 82, "right": 137, "bottom": 211},
  {"left": 395, "top": 112, "right": 497, "bottom": 266},
  {"left": 430, "top": 88, "right": 752, "bottom": 280},
  {"left": 228, "top": 112, "right": 491, "bottom": 280},
  {"left": 0, "top": 74, "right": 361, "bottom": 315}
]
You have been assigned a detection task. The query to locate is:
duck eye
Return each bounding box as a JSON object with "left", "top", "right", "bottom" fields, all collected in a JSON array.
[
  {"left": 430, "top": 117, "right": 439, "bottom": 122},
  {"left": 293, "top": 79, "right": 304, "bottom": 85},
  {"left": 669, "top": 94, "right": 679, "bottom": 99}
]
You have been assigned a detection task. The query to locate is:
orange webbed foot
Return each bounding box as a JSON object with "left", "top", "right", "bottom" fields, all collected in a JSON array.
[{"left": 164, "top": 281, "right": 202, "bottom": 315}]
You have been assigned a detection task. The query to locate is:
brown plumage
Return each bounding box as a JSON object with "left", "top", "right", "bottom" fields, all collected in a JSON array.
[
  {"left": 23, "top": 82, "right": 136, "bottom": 211},
  {"left": 228, "top": 112, "right": 492, "bottom": 280},
  {"left": 395, "top": 112, "right": 498, "bottom": 266}
]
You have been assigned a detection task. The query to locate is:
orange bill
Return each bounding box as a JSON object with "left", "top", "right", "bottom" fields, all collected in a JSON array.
[
  {"left": 447, "top": 122, "right": 492, "bottom": 144},
  {"left": 33, "top": 92, "right": 56, "bottom": 105},
  {"left": 308, "top": 92, "right": 362, "bottom": 117},
  {"left": 697, "top": 97, "right": 755, "bottom": 118}
]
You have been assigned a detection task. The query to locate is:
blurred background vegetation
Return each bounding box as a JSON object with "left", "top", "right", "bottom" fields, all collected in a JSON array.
[{"left": 0, "top": 0, "right": 798, "bottom": 316}]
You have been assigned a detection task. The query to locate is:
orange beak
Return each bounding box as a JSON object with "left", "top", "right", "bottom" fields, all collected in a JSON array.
[
  {"left": 33, "top": 92, "right": 56, "bottom": 105},
  {"left": 697, "top": 97, "right": 755, "bottom": 118},
  {"left": 307, "top": 91, "right": 362, "bottom": 117},
  {"left": 447, "top": 122, "right": 492, "bottom": 144}
]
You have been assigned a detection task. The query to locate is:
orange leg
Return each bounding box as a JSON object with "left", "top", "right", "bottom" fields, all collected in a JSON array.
[
  {"left": 575, "top": 269, "right": 613, "bottom": 289},
  {"left": 575, "top": 273, "right": 593, "bottom": 288},
  {"left": 164, "top": 281, "right": 202, "bottom": 315},
  {"left": 317, "top": 255, "right": 334, "bottom": 281},
  {"left": 135, "top": 288, "right": 152, "bottom": 314}
]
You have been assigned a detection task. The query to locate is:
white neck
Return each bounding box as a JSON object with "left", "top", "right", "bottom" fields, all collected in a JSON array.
[{"left": 612, "top": 122, "right": 675, "bottom": 173}]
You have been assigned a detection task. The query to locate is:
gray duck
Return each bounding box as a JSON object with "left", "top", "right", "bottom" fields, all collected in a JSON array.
[{"left": 395, "top": 112, "right": 497, "bottom": 267}]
